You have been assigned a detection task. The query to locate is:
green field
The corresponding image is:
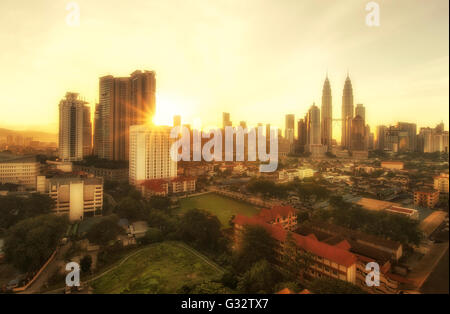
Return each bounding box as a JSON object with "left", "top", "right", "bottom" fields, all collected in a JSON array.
[
  {"left": 91, "top": 242, "right": 223, "bottom": 294},
  {"left": 178, "top": 193, "right": 260, "bottom": 227}
]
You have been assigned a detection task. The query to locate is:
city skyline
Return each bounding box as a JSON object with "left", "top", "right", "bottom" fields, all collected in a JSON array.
[{"left": 0, "top": 0, "right": 448, "bottom": 135}]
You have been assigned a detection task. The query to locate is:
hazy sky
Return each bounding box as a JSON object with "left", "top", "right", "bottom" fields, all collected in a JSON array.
[{"left": 0, "top": 0, "right": 448, "bottom": 139}]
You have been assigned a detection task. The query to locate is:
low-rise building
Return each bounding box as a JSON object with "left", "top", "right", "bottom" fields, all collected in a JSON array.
[
  {"left": 37, "top": 175, "right": 103, "bottom": 221},
  {"left": 138, "top": 176, "right": 196, "bottom": 198},
  {"left": 414, "top": 189, "right": 440, "bottom": 209},
  {"left": 434, "top": 173, "right": 449, "bottom": 194},
  {"left": 233, "top": 214, "right": 358, "bottom": 284},
  {"left": 257, "top": 205, "right": 298, "bottom": 231},
  {"left": 355, "top": 197, "right": 419, "bottom": 219},
  {"left": 381, "top": 161, "right": 404, "bottom": 170},
  {"left": 73, "top": 164, "right": 129, "bottom": 182},
  {"left": 0, "top": 153, "right": 40, "bottom": 189}
]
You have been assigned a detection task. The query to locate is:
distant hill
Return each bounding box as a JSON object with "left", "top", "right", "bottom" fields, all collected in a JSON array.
[{"left": 0, "top": 127, "right": 58, "bottom": 143}]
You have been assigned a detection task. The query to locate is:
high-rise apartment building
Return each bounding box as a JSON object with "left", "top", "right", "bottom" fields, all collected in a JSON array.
[
  {"left": 341, "top": 74, "right": 354, "bottom": 148},
  {"left": 129, "top": 124, "right": 177, "bottom": 186},
  {"left": 418, "top": 124, "right": 449, "bottom": 153},
  {"left": 306, "top": 104, "right": 324, "bottom": 157},
  {"left": 94, "top": 70, "right": 156, "bottom": 161},
  {"left": 321, "top": 76, "right": 332, "bottom": 150},
  {"left": 59, "top": 92, "right": 92, "bottom": 162}
]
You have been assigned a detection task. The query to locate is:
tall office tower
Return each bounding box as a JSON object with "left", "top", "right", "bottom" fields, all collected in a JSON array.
[
  {"left": 222, "top": 112, "right": 232, "bottom": 128},
  {"left": 297, "top": 118, "right": 307, "bottom": 153},
  {"left": 350, "top": 115, "right": 366, "bottom": 151},
  {"left": 341, "top": 74, "right": 354, "bottom": 148},
  {"left": 129, "top": 124, "right": 177, "bottom": 186},
  {"left": 94, "top": 70, "right": 156, "bottom": 161},
  {"left": 376, "top": 125, "right": 386, "bottom": 150},
  {"left": 368, "top": 132, "right": 374, "bottom": 150},
  {"left": 397, "top": 122, "right": 417, "bottom": 152},
  {"left": 59, "top": 92, "right": 91, "bottom": 161},
  {"left": 285, "top": 114, "right": 295, "bottom": 143},
  {"left": 306, "top": 104, "right": 324, "bottom": 156},
  {"left": 321, "top": 76, "right": 332, "bottom": 150},
  {"left": 173, "top": 115, "right": 181, "bottom": 127},
  {"left": 365, "top": 124, "right": 371, "bottom": 150},
  {"left": 355, "top": 104, "right": 365, "bottom": 121},
  {"left": 82, "top": 106, "right": 92, "bottom": 156}
]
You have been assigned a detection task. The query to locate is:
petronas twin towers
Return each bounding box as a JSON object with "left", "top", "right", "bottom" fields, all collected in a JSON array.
[{"left": 320, "top": 73, "right": 355, "bottom": 150}]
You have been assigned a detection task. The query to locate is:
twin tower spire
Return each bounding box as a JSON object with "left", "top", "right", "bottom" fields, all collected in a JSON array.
[{"left": 320, "top": 72, "right": 354, "bottom": 150}]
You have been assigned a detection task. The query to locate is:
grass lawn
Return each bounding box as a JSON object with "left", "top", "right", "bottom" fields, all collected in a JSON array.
[
  {"left": 91, "top": 242, "right": 223, "bottom": 294},
  {"left": 178, "top": 193, "right": 260, "bottom": 227}
]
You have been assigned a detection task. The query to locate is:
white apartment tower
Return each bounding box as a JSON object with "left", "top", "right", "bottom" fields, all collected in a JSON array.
[{"left": 129, "top": 124, "right": 177, "bottom": 186}]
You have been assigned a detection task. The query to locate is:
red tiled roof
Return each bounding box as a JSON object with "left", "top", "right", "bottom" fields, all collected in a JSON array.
[
  {"left": 140, "top": 179, "right": 167, "bottom": 193},
  {"left": 258, "top": 205, "right": 296, "bottom": 222},
  {"left": 170, "top": 176, "right": 196, "bottom": 182},
  {"left": 307, "top": 233, "right": 318, "bottom": 241},
  {"left": 233, "top": 215, "right": 357, "bottom": 267},
  {"left": 335, "top": 240, "right": 351, "bottom": 251},
  {"left": 388, "top": 206, "right": 415, "bottom": 214}
]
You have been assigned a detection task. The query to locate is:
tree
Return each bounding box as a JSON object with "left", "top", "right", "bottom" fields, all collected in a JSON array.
[
  {"left": 4, "top": 214, "right": 68, "bottom": 272},
  {"left": 282, "top": 232, "right": 313, "bottom": 280},
  {"left": 234, "top": 225, "right": 277, "bottom": 273},
  {"left": 178, "top": 209, "right": 222, "bottom": 252},
  {"left": 237, "top": 260, "right": 276, "bottom": 293},
  {"left": 86, "top": 216, "right": 123, "bottom": 245},
  {"left": 147, "top": 196, "right": 170, "bottom": 210},
  {"left": 80, "top": 255, "right": 92, "bottom": 273},
  {"left": 139, "top": 227, "right": 163, "bottom": 245},
  {"left": 116, "top": 197, "right": 145, "bottom": 220},
  {"left": 309, "top": 278, "right": 366, "bottom": 294}
]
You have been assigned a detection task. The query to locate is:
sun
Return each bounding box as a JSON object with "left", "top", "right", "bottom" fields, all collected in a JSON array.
[{"left": 151, "top": 92, "right": 184, "bottom": 126}]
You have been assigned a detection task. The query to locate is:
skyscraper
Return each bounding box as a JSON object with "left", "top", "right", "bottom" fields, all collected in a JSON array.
[
  {"left": 173, "top": 115, "right": 181, "bottom": 127},
  {"left": 321, "top": 76, "right": 332, "bottom": 150},
  {"left": 350, "top": 115, "right": 365, "bottom": 151},
  {"left": 94, "top": 70, "right": 156, "bottom": 161},
  {"left": 285, "top": 114, "right": 295, "bottom": 144},
  {"left": 306, "top": 103, "right": 324, "bottom": 157},
  {"left": 341, "top": 74, "right": 354, "bottom": 148},
  {"left": 129, "top": 124, "right": 177, "bottom": 186},
  {"left": 397, "top": 122, "right": 417, "bottom": 152},
  {"left": 297, "top": 118, "right": 307, "bottom": 153},
  {"left": 222, "top": 112, "right": 231, "bottom": 128},
  {"left": 355, "top": 104, "right": 365, "bottom": 121},
  {"left": 59, "top": 92, "right": 91, "bottom": 161},
  {"left": 376, "top": 125, "right": 386, "bottom": 150}
]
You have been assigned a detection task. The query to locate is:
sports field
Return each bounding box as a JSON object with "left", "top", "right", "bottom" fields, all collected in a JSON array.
[
  {"left": 178, "top": 193, "right": 260, "bottom": 227},
  {"left": 91, "top": 242, "right": 223, "bottom": 294}
]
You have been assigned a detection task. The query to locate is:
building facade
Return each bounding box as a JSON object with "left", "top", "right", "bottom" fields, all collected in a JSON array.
[
  {"left": 0, "top": 154, "right": 40, "bottom": 189},
  {"left": 129, "top": 124, "right": 177, "bottom": 186},
  {"left": 341, "top": 75, "right": 354, "bottom": 149},
  {"left": 37, "top": 176, "right": 103, "bottom": 221},
  {"left": 58, "top": 92, "right": 92, "bottom": 161},
  {"left": 321, "top": 76, "right": 332, "bottom": 150},
  {"left": 94, "top": 70, "right": 156, "bottom": 161}
]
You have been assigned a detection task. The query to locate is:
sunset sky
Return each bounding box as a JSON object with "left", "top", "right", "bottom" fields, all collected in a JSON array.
[{"left": 0, "top": 0, "right": 448, "bottom": 140}]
